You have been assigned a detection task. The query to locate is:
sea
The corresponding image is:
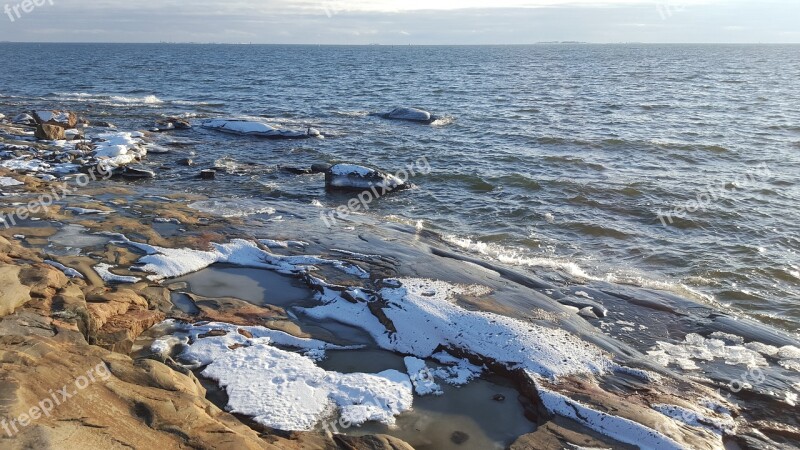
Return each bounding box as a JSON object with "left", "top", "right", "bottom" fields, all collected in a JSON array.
[{"left": 1, "top": 43, "right": 798, "bottom": 333}]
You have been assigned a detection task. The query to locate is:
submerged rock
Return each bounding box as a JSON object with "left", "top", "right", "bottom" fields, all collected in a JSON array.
[
  {"left": 380, "top": 107, "right": 436, "bottom": 123},
  {"left": 324, "top": 164, "right": 408, "bottom": 192},
  {"left": 200, "top": 169, "right": 216, "bottom": 180},
  {"left": 202, "top": 119, "right": 322, "bottom": 139},
  {"left": 35, "top": 123, "right": 66, "bottom": 141},
  {"left": 114, "top": 166, "right": 156, "bottom": 179},
  {"left": 311, "top": 163, "right": 332, "bottom": 174},
  {"left": 280, "top": 165, "right": 313, "bottom": 175}
]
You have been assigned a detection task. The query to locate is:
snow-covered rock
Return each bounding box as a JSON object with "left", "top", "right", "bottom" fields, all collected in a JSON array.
[
  {"left": 92, "top": 131, "right": 148, "bottom": 168},
  {"left": 324, "top": 164, "right": 408, "bottom": 192},
  {"left": 202, "top": 119, "right": 321, "bottom": 139},
  {"left": 33, "top": 110, "right": 78, "bottom": 128},
  {"left": 12, "top": 113, "right": 36, "bottom": 126},
  {"left": 380, "top": 107, "right": 435, "bottom": 123}
]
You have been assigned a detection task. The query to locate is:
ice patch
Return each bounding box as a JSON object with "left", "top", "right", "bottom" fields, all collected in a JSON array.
[
  {"left": 115, "top": 236, "right": 370, "bottom": 281},
  {"left": 44, "top": 260, "right": 84, "bottom": 279},
  {"left": 155, "top": 321, "right": 410, "bottom": 431},
  {"left": 188, "top": 199, "right": 277, "bottom": 218},
  {"left": 0, "top": 176, "right": 24, "bottom": 187},
  {"left": 304, "top": 278, "right": 614, "bottom": 379},
  {"left": 404, "top": 357, "right": 442, "bottom": 396},
  {"left": 649, "top": 334, "right": 768, "bottom": 370},
  {"left": 533, "top": 375, "right": 684, "bottom": 450},
  {"left": 94, "top": 263, "right": 140, "bottom": 284}
]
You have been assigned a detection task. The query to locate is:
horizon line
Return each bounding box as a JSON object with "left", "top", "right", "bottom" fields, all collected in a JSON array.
[{"left": 1, "top": 42, "right": 799, "bottom": 45}]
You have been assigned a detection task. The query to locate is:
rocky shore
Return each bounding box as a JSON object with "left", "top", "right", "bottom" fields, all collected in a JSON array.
[{"left": 1, "top": 109, "right": 798, "bottom": 450}]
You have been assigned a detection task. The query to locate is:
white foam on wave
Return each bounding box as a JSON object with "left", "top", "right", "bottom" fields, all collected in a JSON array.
[
  {"left": 443, "top": 234, "right": 716, "bottom": 304},
  {"left": 443, "top": 235, "right": 595, "bottom": 279}
]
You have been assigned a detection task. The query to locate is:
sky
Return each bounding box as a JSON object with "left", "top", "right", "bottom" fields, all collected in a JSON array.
[{"left": 0, "top": 0, "right": 798, "bottom": 44}]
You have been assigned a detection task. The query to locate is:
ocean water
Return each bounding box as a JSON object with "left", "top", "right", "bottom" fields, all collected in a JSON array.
[{"left": 1, "top": 43, "right": 798, "bottom": 332}]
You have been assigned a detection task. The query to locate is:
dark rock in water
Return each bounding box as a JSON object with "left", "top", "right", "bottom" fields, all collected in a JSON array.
[
  {"left": 12, "top": 113, "right": 36, "bottom": 126},
  {"left": 492, "top": 394, "right": 506, "bottom": 402},
  {"left": 200, "top": 169, "right": 216, "bottom": 180},
  {"left": 380, "top": 107, "right": 436, "bottom": 124},
  {"left": 311, "top": 163, "right": 332, "bottom": 174},
  {"left": 324, "top": 164, "right": 408, "bottom": 192},
  {"left": 280, "top": 165, "right": 313, "bottom": 175},
  {"left": 33, "top": 110, "right": 78, "bottom": 128},
  {"left": 35, "top": 124, "right": 65, "bottom": 141},
  {"left": 450, "top": 431, "right": 470, "bottom": 445},
  {"left": 93, "top": 121, "right": 116, "bottom": 128},
  {"left": 152, "top": 117, "right": 192, "bottom": 132},
  {"left": 178, "top": 158, "right": 194, "bottom": 167},
  {"left": 115, "top": 166, "right": 156, "bottom": 179}
]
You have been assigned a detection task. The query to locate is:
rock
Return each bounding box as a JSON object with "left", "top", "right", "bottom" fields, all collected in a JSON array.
[
  {"left": 381, "top": 107, "right": 435, "bottom": 123},
  {"left": 0, "top": 265, "right": 31, "bottom": 317},
  {"left": 493, "top": 394, "right": 506, "bottom": 402},
  {"left": 200, "top": 169, "right": 216, "bottom": 180},
  {"left": 152, "top": 117, "right": 192, "bottom": 132},
  {"left": 451, "top": 431, "right": 470, "bottom": 445},
  {"left": 114, "top": 166, "right": 156, "bottom": 179},
  {"left": 280, "top": 165, "right": 313, "bottom": 175},
  {"left": 94, "top": 309, "right": 166, "bottom": 353},
  {"left": 325, "top": 164, "right": 408, "bottom": 192},
  {"left": 333, "top": 434, "right": 416, "bottom": 450},
  {"left": 12, "top": 113, "right": 36, "bottom": 126},
  {"left": 311, "top": 163, "right": 332, "bottom": 173},
  {"left": 202, "top": 119, "right": 322, "bottom": 139},
  {"left": 177, "top": 158, "right": 194, "bottom": 166},
  {"left": 33, "top": 110, "right": 78, "bottom": 128},
  {"left": 93, "top": 121, "right": 116, "bottom": 128},
  {"left": 34, "top": 123, "right": 66, "bottom": 141}
]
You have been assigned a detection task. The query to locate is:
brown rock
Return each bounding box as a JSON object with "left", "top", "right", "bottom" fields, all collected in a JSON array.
[
  {"left": 34, "top": 124, "right": 66, "bottom": 141},
  {"left": 0, "top": 334, "right": 415, "bottom": 450},
  {"left": 94, "top": 309, "right": 166, "bottom": 354},
  {"left": 0, "top": 265, "right": 31, "bottom": 317},
  {"left": 19, "top": 264, "right": 69, "bottom": 299}
]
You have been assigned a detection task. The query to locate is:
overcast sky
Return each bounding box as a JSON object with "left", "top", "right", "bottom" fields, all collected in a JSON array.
[{"left": 0, "top": 0, "right": 797, "bottom": 44}]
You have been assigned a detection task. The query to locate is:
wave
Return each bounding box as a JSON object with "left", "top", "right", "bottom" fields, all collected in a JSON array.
[
  {"left": 442, "top": 235, "right": 716, "bottom": 304},
  {"left": 45, "top": 92, "right": 217, "bottom": 108},
  {"left": 334, "top": 110, "right": 370, "bottom": 118}
]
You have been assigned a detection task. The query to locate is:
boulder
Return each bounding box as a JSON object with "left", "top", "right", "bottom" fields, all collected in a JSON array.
[
  {"left": 33, "top": 110, "right": 78, "bottom": 128},
  {"left": 200, "top": 169, "right": 216, "bottom": 180},
  {"left": 380, "top": 107, "right": 435, "bottom": 123},
  {"left": 34, "top": 124, "right": 66, "bottom": 141},
  {"left": 325, "top": 164, "right": 408, "bottom": 192},
  {"left": 311, "top": 163, "right": 332, "bottom": 174},
  {"left": 202, "top": 119, "right": 322, "bottom": 139},
  {"left": 93, "top": 121, "right": 116, "bottom": 128}
]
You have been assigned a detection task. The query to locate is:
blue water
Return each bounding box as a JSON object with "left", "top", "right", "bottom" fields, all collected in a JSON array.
[{"left": 1, "top": 43, "right": 798, "bottom": 332}]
